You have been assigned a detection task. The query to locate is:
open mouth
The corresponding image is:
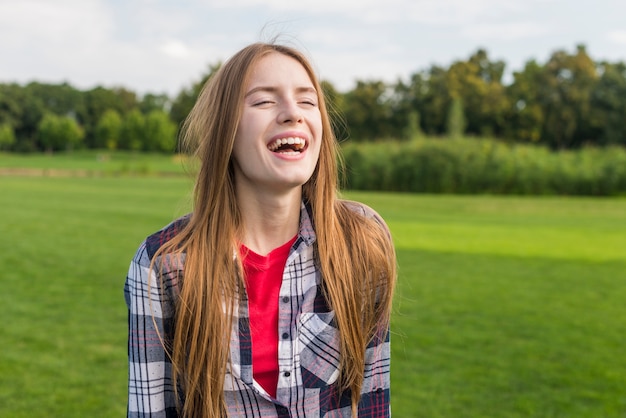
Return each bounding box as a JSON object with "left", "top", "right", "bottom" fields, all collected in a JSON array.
[{"left": 267, "top": 137, "right": 307, "bottom": 154}]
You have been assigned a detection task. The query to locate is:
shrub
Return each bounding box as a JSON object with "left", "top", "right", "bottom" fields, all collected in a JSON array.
[{"left": 341, "top": 137, "right": 626, "bottom": 196}]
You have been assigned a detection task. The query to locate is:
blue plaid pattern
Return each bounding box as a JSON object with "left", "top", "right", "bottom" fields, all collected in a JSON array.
[{"left": 125, "top": 202, "right": 391, "bottom": 417}]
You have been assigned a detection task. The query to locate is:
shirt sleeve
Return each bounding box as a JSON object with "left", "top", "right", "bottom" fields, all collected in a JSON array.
[
  {"left": 358, "top": 322, "right": 391, "bottom": 417},
  {"left": 124, "top": 241, "right": 178, "bottom": 418}
]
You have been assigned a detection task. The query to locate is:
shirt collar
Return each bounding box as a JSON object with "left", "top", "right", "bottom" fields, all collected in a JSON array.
[{"left": 298, "top": 200, "right": 316, "bottom": 246}]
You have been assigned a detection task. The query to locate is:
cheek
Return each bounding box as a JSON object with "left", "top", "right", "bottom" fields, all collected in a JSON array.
[
  {"left": 232, "top": 131, "right": 249, "bottom": 166},
  {"left": 313, "top": 114, "right": 324, "bottom": 150},
  {"left": 233, "top": 116, "right": 254, "bottom": 148},
  {"left": 310, "top": 136, "right": 323, "bottom": 164},
  {"left": 309, "top": 116, "right": 323, "bottom": 143}
]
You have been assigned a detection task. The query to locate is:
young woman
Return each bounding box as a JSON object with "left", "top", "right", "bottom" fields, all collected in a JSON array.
[{"left": 124, "top": 42, "right": 396, "bottom": 417}]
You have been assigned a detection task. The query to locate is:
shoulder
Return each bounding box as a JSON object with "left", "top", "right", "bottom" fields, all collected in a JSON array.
[
  {"left": 337, "top": 199, "right": 392, "bottom": 239},
  {"left": 339, "top": 199, "right": 391, "bottom": 242},
  {"left": 339, "top": 199, "right": 375, "bottom": 217},
  {"left": 339, "top": 199, "right": 386, "bottom": 225},
  {"left": 144, "top": 213, "right": 191, "bottom": 260}
]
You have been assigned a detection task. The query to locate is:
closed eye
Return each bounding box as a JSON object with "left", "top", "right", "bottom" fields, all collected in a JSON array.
[{"left": 252, "top": 100, "right": 274, "bottom": 106}]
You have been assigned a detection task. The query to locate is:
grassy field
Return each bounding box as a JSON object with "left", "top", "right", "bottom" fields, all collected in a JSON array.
[
  {"left": 0, "top": 151, "right": 191, "bottom": 175},
  {"left": 1, "top": 172, "right": 625, "bottom": 417}
]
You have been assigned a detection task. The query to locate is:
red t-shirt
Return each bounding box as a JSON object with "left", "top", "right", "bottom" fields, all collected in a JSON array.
[{"left": 240, "top": 235, "right": 297, "bottom": 398}]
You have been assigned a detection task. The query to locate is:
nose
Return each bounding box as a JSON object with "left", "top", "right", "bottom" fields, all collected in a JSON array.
[{"left": 278, "top": 100, "right": 303, "bottom": 124}]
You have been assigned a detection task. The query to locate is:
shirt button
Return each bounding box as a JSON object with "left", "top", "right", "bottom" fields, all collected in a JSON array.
[
  {"left": 283, "top": 371, "right": 291, "bottom": 377},
  {"left": 282, "top": 332, "right": 289, "bottom": 339},
  {"left": 282, "top": 296, "right": 289, "bottom": 303}
]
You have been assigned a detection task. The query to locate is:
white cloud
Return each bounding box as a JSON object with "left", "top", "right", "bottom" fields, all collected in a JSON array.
[
  {"left": 461, "top": 21, "right": 551, "bottom": 42},
  {"left": 160, "top": 40, "right": 192, "bottom": 58},
  {"left": 308, "top": 50, "right": 405, "bottom": 90},
  {"left": 210, "top": 0, "right": 556, "bottom": 26},
  {"left": 0, "top": 0, "right": 112, "bottom": 46},
  {"left": 607, "top": 30, "right": 626, "bottom": 45},
  {"left": 0, "top": 0, "right": 624, "bottom": 97},
  {"left": 0, "top": 0, "right": 225, "bottom": 94},
  {"left": 0, "top": 0, "right": 116, "bottom": 85}
]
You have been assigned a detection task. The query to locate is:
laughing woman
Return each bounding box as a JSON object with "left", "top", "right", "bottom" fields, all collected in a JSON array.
[{"left": 124, "top": 42, "right": 396, "bottom": 417}]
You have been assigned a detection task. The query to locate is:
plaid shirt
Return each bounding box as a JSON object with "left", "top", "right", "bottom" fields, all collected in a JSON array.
[{"left": 125, "top": 202, "right": 391, "bottom": 417}]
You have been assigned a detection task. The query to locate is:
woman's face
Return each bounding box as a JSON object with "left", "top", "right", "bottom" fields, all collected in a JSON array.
[{"left": 232, "top": 52, "right": 323, "bottom": 195}]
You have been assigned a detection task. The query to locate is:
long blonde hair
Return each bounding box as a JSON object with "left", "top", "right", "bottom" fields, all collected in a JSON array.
[{"left": 152, "top": 42, "right": 396, "bottom": 417}]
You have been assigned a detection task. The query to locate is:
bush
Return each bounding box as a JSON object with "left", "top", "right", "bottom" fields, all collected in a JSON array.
[
  {"left": 341, "top": 137, "right": 626, "bottom": 196},
  {"left": 37, "top": 113, "right": 84, "bottom": 152}
]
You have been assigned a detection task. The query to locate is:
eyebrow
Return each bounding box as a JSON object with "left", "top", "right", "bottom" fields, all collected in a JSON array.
[{"left": 244, "top": 86, "right": 317, "bottom": 98}]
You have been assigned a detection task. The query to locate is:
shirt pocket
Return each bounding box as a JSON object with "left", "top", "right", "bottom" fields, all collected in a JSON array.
[{"left": 297, "top": 311, "right": 341, "bottom": 388}]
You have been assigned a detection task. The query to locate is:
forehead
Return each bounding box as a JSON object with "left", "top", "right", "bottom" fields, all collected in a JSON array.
[{"left": 246, "top": 52, "right": 315, "bottom": 88}]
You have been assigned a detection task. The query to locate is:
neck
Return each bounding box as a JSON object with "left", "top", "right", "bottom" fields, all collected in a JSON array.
[{"left": 236, "top": 186, "right": 302, "bottom": 256}]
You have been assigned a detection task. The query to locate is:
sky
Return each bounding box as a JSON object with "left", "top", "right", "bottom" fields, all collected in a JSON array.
[{"left": 1, "top": 0, "right": 625, "bottom": 97}]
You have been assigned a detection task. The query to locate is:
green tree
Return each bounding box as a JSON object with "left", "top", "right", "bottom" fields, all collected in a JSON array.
[
  {"left": 540, "top": 45, "right": 599, "bottom": 148},
  {"left": 387, "top": 79, "right": 422, "bottom": 140},
  {"left": 591, "top": 61, "right": 626, "bottom": 145},
  {"left": 418, "top": 66, "right": 450, "bottom": 135},
  {"left": 0, "top": 123, "right": 16, "bottom": 150},
  {"left": 140, "top": 93, "right": 171, "bottom": 114},
  {"left": 403, "top": 110, "right": 423, "bottom": 140},
  {"left": 446, "top": 49, "right": 509, "bottom": 137},
  {"left": 0, "top": 83, "right": 45, "bottom": 151},
  {"left": 143, "top": 110, "right": 177, "bottom": 152},
  {"left": 398, "top": 51, "right": 507, "bottom": 139},
  {"left": 25, "top": 82, "right": 85, "bottom": 119},
  {"left": 94, "top": 109, "right": 123, "bottom": 150},
  {"left": 446, "top": 97, "right": 466, "bottom": 138},
  {"left": 342, "top": 80, "right": 391, "bottom": 141},
  {"left": 0, "top": 85, "right": 24, "bottom": 132},
  {"left": 37, "top": 113, "right": 84, "bottom": 152},
  {"left": 506, "top": 60, "right": 546, "bottom": 143},
  {"left": 80, "top": 87, "right": 138, "bottom": 148},
  {"left": 119, "top": 109, "right": 145, "bottom": 151}
]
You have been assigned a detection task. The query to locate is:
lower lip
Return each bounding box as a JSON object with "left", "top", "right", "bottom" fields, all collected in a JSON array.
[
  {"left": 270, "top": 147, "right": 307, "bottom": 160},
  {"left": 270, "top": 148, "right": 307, "bottom": 160}
]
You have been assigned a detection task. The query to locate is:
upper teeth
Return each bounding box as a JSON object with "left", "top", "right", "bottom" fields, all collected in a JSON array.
[{"left": 268, "top": 137, "right": 306, "bottom": 151}]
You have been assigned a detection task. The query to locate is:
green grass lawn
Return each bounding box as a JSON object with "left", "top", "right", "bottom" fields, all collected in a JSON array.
[
  {"left": 0, "top": 150, "right": 192, "bottom": 175},
  {"left": 1, "top": 175, "right": 625, "bottom": 417},
  {"left": 357, "top": 192, "right": 626, "bottom": 417}
]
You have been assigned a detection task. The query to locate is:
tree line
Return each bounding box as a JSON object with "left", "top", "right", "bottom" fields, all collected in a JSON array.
[
  {"left": 0, "top": 44, "right": 624, "bottom": 153},
  {"left": 0, "top": 82, "right": 177, "bottom": 152}
]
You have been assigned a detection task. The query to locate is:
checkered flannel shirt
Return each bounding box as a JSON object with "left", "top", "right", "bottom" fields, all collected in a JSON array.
[{"left": 124, "top": 201, "right": 391, "bottom": 417}]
